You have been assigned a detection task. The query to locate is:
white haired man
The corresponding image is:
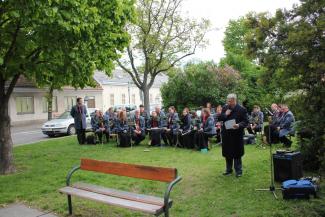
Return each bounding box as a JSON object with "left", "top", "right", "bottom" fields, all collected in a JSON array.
[{"left": 217, "top": 94, "right": 248, "bottom": 177}]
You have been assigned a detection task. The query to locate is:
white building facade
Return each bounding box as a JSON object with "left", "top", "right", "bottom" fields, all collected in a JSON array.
[{"left": 9, "top": 70, "right": 168, "bottom": 126}]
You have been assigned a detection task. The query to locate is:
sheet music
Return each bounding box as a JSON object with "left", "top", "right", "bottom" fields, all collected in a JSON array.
[{"left": 225, "top": 119, "right": 236, "bottom": 130}]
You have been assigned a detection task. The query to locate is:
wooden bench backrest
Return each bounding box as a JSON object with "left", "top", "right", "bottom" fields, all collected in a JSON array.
[{"left": 80, "top": 159, "right": 177, "bottom": 182}]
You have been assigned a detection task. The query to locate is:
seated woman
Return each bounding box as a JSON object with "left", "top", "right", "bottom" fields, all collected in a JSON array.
[
  {"left": 115, "top": 110, "right": 131, "bottom": 147},
  {"left": 131, "top": 110, "right": 146, "bottom": 146},
  {"left": 197, "top": 108, "right": 216, "bottom": 150},
  {"left": 148, "top": 111, "right": 162, "bottom": 146},
  {"left": 165, "top": 106, "right": 180, "bottom": 146},
  {"left": 191, "top": 111, "right": 202, "bottom": 150},
  {"left": 179, "top": 107, "right": 193, "bottom": 148},
  {"left": 247, "top": 105, "right": 264, "bottom": 135},
  {"left": 91, "top": 110, "right": 109, "bottom": 143}
]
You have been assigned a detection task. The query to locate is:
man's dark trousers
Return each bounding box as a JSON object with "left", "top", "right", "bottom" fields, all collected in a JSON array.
[
  {"left": 76, "top": 129, "right": 86, "bottom": 144},
  {"left": 226, "top": 158, "right": 242, "bottom": 175}
]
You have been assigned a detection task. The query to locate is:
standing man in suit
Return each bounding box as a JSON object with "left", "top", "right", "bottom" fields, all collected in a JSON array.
[
  {"left": 70, "top": 97, "right": 87, "bottom": 145},
  {"left": 217, "top": 94, "right": 248, "bottom": 177}
]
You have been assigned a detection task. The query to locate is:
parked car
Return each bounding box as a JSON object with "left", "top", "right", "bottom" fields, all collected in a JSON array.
[
  {"left": 41, "top": 109, "right": 92, "bottom": 137},
  {"left": 113, "top": 104, "right": 137, "bottom": 117}
]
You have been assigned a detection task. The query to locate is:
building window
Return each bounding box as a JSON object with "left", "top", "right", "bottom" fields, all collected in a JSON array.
[
  {"left": 16, "top": 96, "right": 34, "bottom": 114},
  {"left": 64, "top": 96, "right": 76, "bottom": 111},
  {"left": 132, "top": 94, "right": 136, "bottom": 104},
  {"left": 150, "top": 94, "right": 153, "bottom": 103},
  {"left": 122, "top": 94, "right": 126, "bottom": 104},
  {"left": 42, "top": 96, "right": 58, "bottom": 113},
  {"left": 110, "top": 94, "right": 114, "bottom": 106},
  {"left": 86, "top": 96, "right": 95, "bottom": 108}
]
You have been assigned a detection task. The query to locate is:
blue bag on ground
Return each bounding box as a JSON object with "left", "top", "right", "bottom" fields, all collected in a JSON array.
[{"left": 281, "top": 179, "right": 317, "bottom": 199}]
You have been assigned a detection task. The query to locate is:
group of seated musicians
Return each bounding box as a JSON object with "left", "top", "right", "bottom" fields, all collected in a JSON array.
[
  {"left": 91, "top": 101, "right": 295, "bottom": 148},
  {"left": 263, "top": 103, "right": 295, "bottom": 147}
]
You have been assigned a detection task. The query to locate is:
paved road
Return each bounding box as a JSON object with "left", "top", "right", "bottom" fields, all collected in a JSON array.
[{"left": 11, "top": 123, "right": 50, "bottom": 146}]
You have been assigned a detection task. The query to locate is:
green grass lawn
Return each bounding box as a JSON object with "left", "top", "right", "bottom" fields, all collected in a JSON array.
[{"left": 0, "top": 136, "right": 324, "bottom": 217}]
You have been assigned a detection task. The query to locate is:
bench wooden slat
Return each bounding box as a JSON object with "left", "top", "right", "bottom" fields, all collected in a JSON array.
[
  {"left": 73, "top": 182, "right": 172, "bottom": 207},
  {"left": 59, "top": 186, "right": 164, "bottom": 215},
  {"left": 80, "top": 158, "right": 177, "bottom": 182}
]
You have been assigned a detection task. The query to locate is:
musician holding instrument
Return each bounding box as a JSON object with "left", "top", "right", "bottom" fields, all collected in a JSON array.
[
  {"left": 247, "top": 105, "right": 264, "bottom": 135},
  {"left": 148, "top": 111, "right": 162, "bottom": 146},
  {"left": 155, "top": 106, "right": 168, "bottom": 146},
  {"left": 179, "top": 107, "right": 193, "bottom": 148},
  {"left": 165, "top": 106, "right": 180, "bottom": 146},
  {"left": 198, "top": 108, "right": 216, "bottom": 150},
  {"left": 91, "top": 110, "right": 110, "bottom": 143},
  {"left": 131, "top": 110, "right": 146, "bottom": 146},
  {"left": 115, "top": 110, "right": 131, "bottom": 147}
]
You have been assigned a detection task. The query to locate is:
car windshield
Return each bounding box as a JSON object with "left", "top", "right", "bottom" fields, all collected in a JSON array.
[{"left": 58, "top": 111, "right": 72, "bottom": 119}]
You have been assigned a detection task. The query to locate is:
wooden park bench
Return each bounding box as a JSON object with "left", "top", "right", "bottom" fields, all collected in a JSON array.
[{"left": 59, "top": 159, "right": 182, "bottom": 217}]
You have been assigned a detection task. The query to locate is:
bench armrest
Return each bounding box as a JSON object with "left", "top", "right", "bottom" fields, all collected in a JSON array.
[
  {"left": 164, "top": 176, "right": 182, "bottom": 207},
  {"left": 66, "top": 166, "right": 80, "bottom": 186}
]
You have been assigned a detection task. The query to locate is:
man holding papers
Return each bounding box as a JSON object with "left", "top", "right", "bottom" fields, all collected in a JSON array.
[{"left": 218, "top": 94, "right": 248, "bottom": 177}]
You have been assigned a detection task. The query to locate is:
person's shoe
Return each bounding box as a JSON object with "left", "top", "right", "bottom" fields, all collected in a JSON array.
[
  {"left": 236, "top": 173, "right": 242, "bottom": 178},
  {"left": 222, "top": 171, "right": 232, "bottom": 176}
]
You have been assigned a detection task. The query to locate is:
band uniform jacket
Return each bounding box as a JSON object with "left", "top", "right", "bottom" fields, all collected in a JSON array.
[
  {"left": 202, "top": 116, "right": 216, "bottom": 135},
  {"left": 279, "top": 110, "right": 295, "bottom": 137},
  {"left": 167, "top": 112, "right": 180, "bottom": 135},
  {"left": 219, "top": 104, "right": 248, "bottom": 158},
  {"left": 70, "top": 105, "right": 87, "bottom": 130},
  {"left": 181, "top": 114, "right": 192, "bottom": 132},
  {"left": 132, "top": 116, "right": 146, "bottom": 136}
]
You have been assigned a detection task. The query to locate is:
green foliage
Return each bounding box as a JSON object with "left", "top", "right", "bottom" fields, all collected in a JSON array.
[
  {"left": 245, "top": 0, "right": 325, "bottom": 172},
  {"left": 0, "top": 0, "right": 135, "bottom": 89},
  {"left": 0, "top": 137, "right": 324, "bottom": 217},
  {"left": 220, "top": 15, "right": 276, "bottom": 111},
  {"left": 161, "top": 62, "right": 246, "bottom": 111},
  {"left": 117, "top": 0, "right": 210, "bottom": 111}
]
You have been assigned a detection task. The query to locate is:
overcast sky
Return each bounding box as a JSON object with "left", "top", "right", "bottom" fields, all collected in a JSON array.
[{"left": 182, "top": 0, "right": 300, "bottom": 63}]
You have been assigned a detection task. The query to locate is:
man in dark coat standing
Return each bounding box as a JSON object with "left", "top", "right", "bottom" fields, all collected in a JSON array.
[
  {"left": 70, "top": 97, "right": 87, "bottom": 144},
  {"left": 218, "top": 94, "right": 248, "bottom": 177}
]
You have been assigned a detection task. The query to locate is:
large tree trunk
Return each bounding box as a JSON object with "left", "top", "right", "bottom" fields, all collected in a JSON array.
[
  {"left": 142, "top": 86, "right": 150, "bottom": 113},
  {"left": 47, "top": 87, "right": 53, "bottom": 121},
  {"left": 0, "top": 96, "right": 15, "bottom": 174}
]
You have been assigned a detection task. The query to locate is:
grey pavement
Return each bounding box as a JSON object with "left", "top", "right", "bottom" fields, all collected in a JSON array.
[
  {"left": 0, "top": 204, "right": 57, "bottom": 217},
  {"left": 11, "top": 123, "right": 51, "bottom": 146}
]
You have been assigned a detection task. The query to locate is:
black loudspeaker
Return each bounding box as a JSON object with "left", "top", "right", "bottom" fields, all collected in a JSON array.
[{"left": 273, "top": 151, "right": 303, "bottom": 182}]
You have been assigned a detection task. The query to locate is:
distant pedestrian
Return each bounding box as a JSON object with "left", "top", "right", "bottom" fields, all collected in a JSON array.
[{"left": 70, "top": 97, "right": 87, "bottom": 144}]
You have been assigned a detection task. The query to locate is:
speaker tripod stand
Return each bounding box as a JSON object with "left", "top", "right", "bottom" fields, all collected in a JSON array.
[{"left": 255, "top": 121, "right": 281, "bottom": 199}]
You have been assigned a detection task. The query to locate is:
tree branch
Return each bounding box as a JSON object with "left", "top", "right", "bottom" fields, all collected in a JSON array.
[
  {"left": 116, "top": 60, "right": 142, "bottom": 88},
  {"left": 5, "top": 73, "right": 20, "bottom": 101}
]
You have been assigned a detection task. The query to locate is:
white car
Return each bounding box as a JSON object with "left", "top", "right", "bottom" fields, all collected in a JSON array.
[{"left": 41, "top": 110, "right": 92, "bottom": 137}]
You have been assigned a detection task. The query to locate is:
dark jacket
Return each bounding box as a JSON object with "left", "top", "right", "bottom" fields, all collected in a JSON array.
[
  {"left": 132, "top": 116, "right": 146, "bottom": 136},
  {"left": 219, "top": 104, "right": 248, "bottom": 158},
  {"left": 202, "top": 116, "right": 216, "bottom": 135},
  {"left": 181, "top": 114, "right": 192, "bottom": 132},
  {"left": 157, "top": 110, "right": 167, "bottom": 127},
  {"left": 249, "top": 111, "right": 264, "bottom": 129},
  {"left": 279, "top": 111, "right": 295, "bottom": 137},
  {"left": 70, "top": 105, "right": 87, "bottom": 130},
  {"left": 148, "top": 116, "right": 162, "bottom": 128},
  {"left": 115, "top": 119, "right": 129, "bottom": 133},
  {"left": 167, "top": 112, "right": 180, "bottom": 134}
]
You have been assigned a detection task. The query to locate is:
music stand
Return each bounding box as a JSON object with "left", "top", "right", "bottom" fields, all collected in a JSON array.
[{"left": 255, "top": 119, "right": 280, "bottom": 199}]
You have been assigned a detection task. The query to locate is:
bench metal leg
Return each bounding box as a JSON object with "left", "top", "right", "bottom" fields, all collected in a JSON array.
[{"left": 68, "top": 195, "right": 72, "bottom": 215}]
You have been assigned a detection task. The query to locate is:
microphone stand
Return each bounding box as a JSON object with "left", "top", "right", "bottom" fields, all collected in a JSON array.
[{"left": 255, "top": 119, "right": 280, "bottom": 199}]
